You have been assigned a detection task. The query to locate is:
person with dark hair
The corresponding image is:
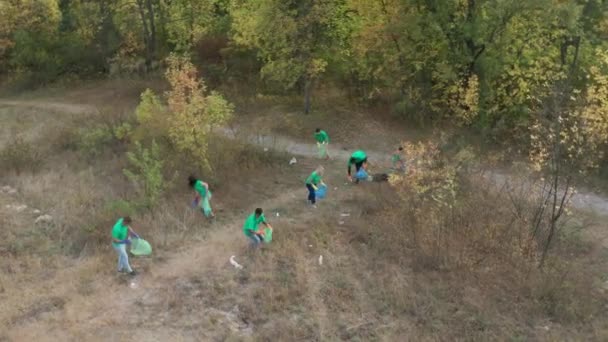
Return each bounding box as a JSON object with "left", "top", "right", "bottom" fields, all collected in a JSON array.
[
  {"left": 314, "top": 128, "right": 330, "bottom": 159},
  {"left": 305, "top": 165, "right": 325, "bottom": 207},
  {"left": 347, "top": 150, "right": 368, "bottom": 182},
  {"left": 243, "top": 208, "right": 272, "bottom": 248},
  {"left": 111, "top": 216, "right": 139, "bottom": 276},
  {"left": 392, "top": 146, "right": 405, "bottom": 171},
  {"left": 188, "top": 175, "right": 214, "bottom": 218}
]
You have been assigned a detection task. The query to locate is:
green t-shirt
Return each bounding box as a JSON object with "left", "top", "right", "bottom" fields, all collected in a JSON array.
[
  {"left": 349, "top": 150, "right": 367, "bottom": 166},
  {"left": 305, "top": 171, "right": 321, "bottom": 185},
  {"left": 243, "top": 213, "right": 266, "bottom": 237},
  {"left": 314, "top": 130, "right": 329, "bottom": 143},
  {"left": 391, "top": 153, "right": 401, "bottom": 162},
  {"left": 194, "top": 180, "right": 207, "bottom": 197},
  {"left": 111, "top": 218, "right": 128, "bottom": 243}
]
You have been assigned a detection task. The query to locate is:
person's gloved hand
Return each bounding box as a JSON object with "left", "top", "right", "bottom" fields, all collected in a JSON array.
[{"left": 121, "top": 239, "right": 131, "bottom": 245}]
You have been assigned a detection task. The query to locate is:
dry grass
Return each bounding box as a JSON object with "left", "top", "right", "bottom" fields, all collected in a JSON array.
[{"left": 1, "top": 80, "right": 608, "bottom": 341}]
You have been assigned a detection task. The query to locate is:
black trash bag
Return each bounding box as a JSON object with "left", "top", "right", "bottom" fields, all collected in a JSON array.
[{"left": 371, "top": 173, "right": 389, "bottom": 182}]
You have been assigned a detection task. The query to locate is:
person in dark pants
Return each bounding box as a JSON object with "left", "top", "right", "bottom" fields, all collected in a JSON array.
[
  {"left": 305, "top": 166, "right": 325, "bottom": 207},
  {"left": 347, "top": 150, "right": 368, "bottom": 183}
]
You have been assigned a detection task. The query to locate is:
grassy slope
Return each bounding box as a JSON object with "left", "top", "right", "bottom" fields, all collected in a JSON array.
[{"left": 1, "top": 80, "right": 607, "bottom": 341}]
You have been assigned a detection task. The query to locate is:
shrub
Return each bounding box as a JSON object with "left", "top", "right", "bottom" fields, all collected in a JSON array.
[
  {"left": 77, "top": 125, "right": 114, "bottom": 158},
  {"left": 112, "top": 122, "right": 133, "bottom": 143},
  {"left": 0, "top": 136, "right": 43, "bottom": 175},
  {"left": 123, "top": 140, "right": 165, "bottom": 208}
]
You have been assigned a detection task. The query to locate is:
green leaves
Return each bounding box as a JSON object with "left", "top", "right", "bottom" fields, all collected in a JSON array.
[{"left": 123, "top": 140, "right": 165, "bottom": 209}]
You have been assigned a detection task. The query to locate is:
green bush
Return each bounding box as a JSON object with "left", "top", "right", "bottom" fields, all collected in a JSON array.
[
  {"left": 103, "top": 199, "right": 138, "bottom": 218},
  {"left": 123, "top": 141, "right": 166, "bottom": 208},
  {"left": 113, "top": 122, "right": 133, "bottom": 143},
  {"left": 0, "top": 136, "right": 44, "bottom": 175},
  {"left": 77, "top": 125, "right": 114, "bottom": 158}
]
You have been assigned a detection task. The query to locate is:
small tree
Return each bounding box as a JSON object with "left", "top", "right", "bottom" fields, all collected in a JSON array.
[
  {"left": 123, "top": 140, "right": 165, "bottom": 208},
  {"left": 164, "top": 54, "right": 233, "bottom": 170},
  {"left": 529, "top": 54, "right": 608, "bottom": 267}
]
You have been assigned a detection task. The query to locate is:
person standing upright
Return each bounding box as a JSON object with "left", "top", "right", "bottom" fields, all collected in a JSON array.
[{"left": 314, "top": 128, "right": 331, "bottom": 160}]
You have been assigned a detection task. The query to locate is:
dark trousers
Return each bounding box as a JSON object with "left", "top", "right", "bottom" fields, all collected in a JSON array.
[
  {"left": 355, "top": 161, "right": 364, "bottom": 172},
  {"left": 306, "top": 184, "right": 316, "bottom": 204}
]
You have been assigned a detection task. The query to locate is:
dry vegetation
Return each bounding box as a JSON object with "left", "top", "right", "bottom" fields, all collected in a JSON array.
[{"left": 1, "top": 81, "right": 608, "bottom": 341}]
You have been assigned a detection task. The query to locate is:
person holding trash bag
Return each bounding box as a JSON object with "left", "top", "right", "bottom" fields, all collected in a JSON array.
[
  {"left": 188, "top": 175, "right": 214, "bottom": 218},
  {"left": 243, "top": 208, "right": 272, "bottom": 248},
  {"left": 305, "top": 165, "right": 325, "bottom": 207},
  {"left": 347, "top": 150, "right": 368, "bottom": 183},
  {"left": 111, "top": 216, "right": 138, "bottom": 276},
  {"left": 314, "top": 128, "right": 330, "bottom": 159}
]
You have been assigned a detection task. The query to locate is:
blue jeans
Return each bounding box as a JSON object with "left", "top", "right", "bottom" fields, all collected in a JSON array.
[
  {"left": 306, "top": 183, "right": 316, "bottom": 204},
  {"left": 247, "top": 234, "right": 262, "bottom": 248},
  {"left": 112, "top": 243, "right": 133, "bottom": 273}
]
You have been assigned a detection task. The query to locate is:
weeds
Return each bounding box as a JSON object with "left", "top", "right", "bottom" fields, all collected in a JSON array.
[
  {"left": 76, "top": 125, "right": 114, "bottom": 158},
  {"left": 0, "top": 136, "right": 43, "bottom": 175}
]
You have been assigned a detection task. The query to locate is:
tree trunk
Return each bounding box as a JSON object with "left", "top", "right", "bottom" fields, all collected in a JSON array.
[
  {"left": 136, "top": 0, "right": 156, "bottom": 71},
  {"left": 304, "top": 77, "right": 313, "bottom": 114},
  {"left": 145, "top": 0, "right": 157, "bottom": 70}
]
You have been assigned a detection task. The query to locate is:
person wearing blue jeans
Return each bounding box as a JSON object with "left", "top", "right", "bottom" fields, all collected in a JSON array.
[
  {"left": 113, "top": 243, "right": 133, "bottom": 274},
  {"left": 111, "top": 216, "right": 139, "bottom": 276}
]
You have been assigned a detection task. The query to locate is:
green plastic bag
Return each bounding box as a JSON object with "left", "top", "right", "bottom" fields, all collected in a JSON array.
[
  {"left": 263, "top": 227, "right": 273, "bottom": 243},
  {"left": 201, "top": 190, "right": 213, "bottom": 217},
  {"left": 130, "top": 238, "right": 152, "bottom": 256},
  {"left": 317, "top": 143, "right": 327, "bottom": 158}
]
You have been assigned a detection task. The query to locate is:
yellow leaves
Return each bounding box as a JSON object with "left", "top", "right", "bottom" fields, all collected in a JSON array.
[
  {"left": 164, "top": 54, "right": 233, "bottom": 170},
  {"left": 579, "top": 51, "right": 608, "bottom": 146},
  {"left": 132, "top": 55, "right": 233, "bottom": 171},
  {"left": 307, "top": 58, "right": 328, "bottom": 78},
  {"left": 389, "top": 141, "right": 458, "bottom": 209},
  {"left": 136, "top": 89, "right": 164, "bottom": 125}
]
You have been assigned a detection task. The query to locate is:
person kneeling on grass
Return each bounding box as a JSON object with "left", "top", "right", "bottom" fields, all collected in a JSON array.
[
  {"left": 111, "top": 216, "right": 139, "bottom": 276},
  {"left": 243, "top": 208, "right": 272, "bottom": 248},
  {"left": 347, "top": 150, "right": 368, "bottom": 183},
  {"left": 314, "top": 128, "right": 331, "bottom": 159},
  {"left": 305, "top": 165, "right": 325, "bottom": 207},
  {"left": 188, "top": 175, "right": 214, "bottom": 218}
]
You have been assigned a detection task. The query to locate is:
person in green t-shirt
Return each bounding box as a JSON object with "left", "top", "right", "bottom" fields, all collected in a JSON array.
[
  {"left": 391, "top": 146, "right": 405, "bottom": 171},
  {"left": 314, "top": 128, "right": 331, "bottom": 160},
  {"left": 111, "top": 216, "right": 139, "bottom": 276},
  {"left": 243, "top": 208, "right": 272, "bottom": 247},
  {"left": 305, "top": 166, "right": 325, "bottom": 207},
  {"left": 188, "top": 175, "right": 214, "bottom": 218},
  {"left": 347, "top": 150, "right": 368, "bottom": 182}
]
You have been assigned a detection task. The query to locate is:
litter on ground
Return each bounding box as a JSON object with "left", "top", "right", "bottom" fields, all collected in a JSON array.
[{"left": 230, "top": 255, "right": 244, "bottom": 269}]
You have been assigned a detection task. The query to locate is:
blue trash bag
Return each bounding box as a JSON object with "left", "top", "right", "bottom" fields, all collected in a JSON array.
[
  {"left": 315, "top": 184, "right": 327, "bottom": 199},
  {"left": 355, "top": 168, "right": 369, "bottom": 181}
]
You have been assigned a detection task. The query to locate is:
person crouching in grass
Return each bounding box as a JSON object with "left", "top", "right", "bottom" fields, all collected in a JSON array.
[{"left": 243, "top": 208, "right": 272, "bottom": 248}]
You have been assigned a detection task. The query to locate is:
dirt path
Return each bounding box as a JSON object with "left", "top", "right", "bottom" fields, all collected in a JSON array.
[
  {"left": 3, "top": 97, "right": 607, "bottom": 215},
  {"left": 221, "top": 127, "right": 608, "bottom": 216},
  {"left": 0, "top": 99, "right": 97, "bottom": 115}
]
